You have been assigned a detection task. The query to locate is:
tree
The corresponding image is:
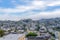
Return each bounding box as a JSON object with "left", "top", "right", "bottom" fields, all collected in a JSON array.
[
  {"left": 49, "top": 32, "right": 55, "bottom": 37},
  {"left": 0, "top": 30, "right": 5, "bottom": 37},
  {"left": 23, "top": 24, "right": 27, "bottom": 31},
  {"left": 35, "top": 25, "right": 40, "bottom": 31},
  {"left": 26, "top": 32, "right": 37, "bottom": 37},
  {"left": 35, "top": 21, "right": 40, "bottom": 31}
]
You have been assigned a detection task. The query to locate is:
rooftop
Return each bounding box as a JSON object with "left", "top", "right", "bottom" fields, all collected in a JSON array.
[{"left": 0, "top": 34, "right": 25, "bottom": 40}]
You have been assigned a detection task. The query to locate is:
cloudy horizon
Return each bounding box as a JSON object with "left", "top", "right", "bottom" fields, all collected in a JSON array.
[{"left": 0, "top": 0, "right": 60, "bottom": 21}]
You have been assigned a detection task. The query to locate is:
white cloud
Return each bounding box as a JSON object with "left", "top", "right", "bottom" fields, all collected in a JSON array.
[
  {"left": 47, "top": 1, "right": 60, "bottom": 6},
  {"left": 32, "top": 1, "right": 45, "bottom": 6},
  {"left": 32, "top": 0, "right": 60, "bottom": 7},
  {"left": 0, "top": 0, "right": 60, "bottom": 13},
  {"left": 0, "top": 13, "right": 20, "bottom": 21},
  {"left": 0, "top": 9, "right": 60, "bottom": 21},
  {"left": 0, "top": 0, "right": 60, "bottom": 20},
  {"left": 27, "top": 9, "right": 60, "bottom": 20},
  {"left": 0, "top": 6, "right": 33, "bottom": 13},
  {"left": 31, "top": 1, "right": 46, "bottom": 9}
]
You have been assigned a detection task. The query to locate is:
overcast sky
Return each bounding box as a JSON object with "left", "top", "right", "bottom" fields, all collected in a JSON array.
[{"left": 0, "top": 0, "right": 60, "bottom": 21}]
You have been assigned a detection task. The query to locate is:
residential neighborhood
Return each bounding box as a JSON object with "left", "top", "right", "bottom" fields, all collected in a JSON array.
[
  {"left": 0, "top": 0, "right": 60, "bottom": 40},
  {"left": 0, "top": 18, "right": 60, "bottom": 40}
]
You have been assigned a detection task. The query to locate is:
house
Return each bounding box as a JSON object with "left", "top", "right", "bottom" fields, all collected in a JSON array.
[
  {"left": 27, "top": 36, "right": 50, "bottom": 40},
  {"left": 27, "top": 26, "right": 51, "bottom": 40},
  {"left": 1, "top": 27, "right": 11, "bottom": 31},
  {"left": 39, "top": 26, "right": 47, "bottom": 36}
]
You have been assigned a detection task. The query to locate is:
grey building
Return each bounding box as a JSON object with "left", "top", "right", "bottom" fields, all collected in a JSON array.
[{"left": 27, "top": 36, "right": 50, "bottom": 40}]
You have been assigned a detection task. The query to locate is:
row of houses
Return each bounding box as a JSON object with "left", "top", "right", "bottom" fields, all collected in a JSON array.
[{"left": 27, "top": 26, "right": 51, "bottom": 40}]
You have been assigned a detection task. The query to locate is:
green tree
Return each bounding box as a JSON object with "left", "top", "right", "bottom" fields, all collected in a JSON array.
[
  {"left": 26, "top": 32, "right": 37, "bottom": 37},
  {"left": 23, "top": 24, "right": 27, "bottom": 31},
  {"left": 35, "top": 25, "right": 40, "bottom": 31},
  {"left": 49, "top": 32, "right": 55, "bottom": 37},
  {"left": 0, "top": 30, "right": 5, "bottom": 37}
]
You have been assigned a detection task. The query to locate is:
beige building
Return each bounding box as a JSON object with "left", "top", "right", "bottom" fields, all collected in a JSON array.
[{"left": 18, "top": 34, "right": 25, "bottom": 40}]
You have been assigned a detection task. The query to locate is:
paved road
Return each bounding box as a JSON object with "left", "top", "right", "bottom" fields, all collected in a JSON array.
[
  {"left": 58, "top": 32, "right": 60, "bottom": 40},
  {"left": 55, "top": 31, "right": 59, "bottom": 40}
]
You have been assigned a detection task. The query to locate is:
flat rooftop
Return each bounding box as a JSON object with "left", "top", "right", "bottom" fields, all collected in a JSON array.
[{"left": 0, "top": 34, "right": 25, "bottom": 40}]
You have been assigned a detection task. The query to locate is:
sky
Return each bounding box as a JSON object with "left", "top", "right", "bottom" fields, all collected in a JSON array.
[{"left": 0, "top": 0, "right": 60, "bottom": 21}]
